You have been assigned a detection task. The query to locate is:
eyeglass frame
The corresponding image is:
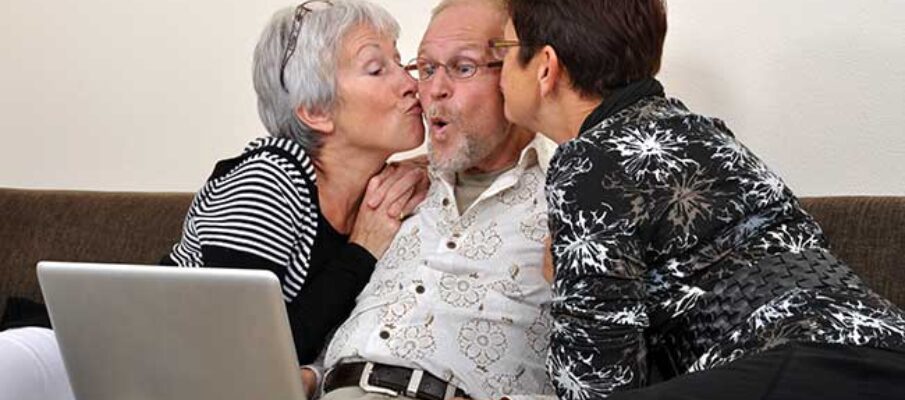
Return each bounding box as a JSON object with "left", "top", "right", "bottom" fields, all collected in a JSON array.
[
  {"left": 488, "top": 39, "right": 524, "bottom": 50},
  {"left": 488, "top": 38, "right": 543, "bottom": 61},
  {"left": 279, "top": 0, "right": 334, "bottom": 92},
  {"left": 403, "top": 56, "right": 503, "bottom": 82}
]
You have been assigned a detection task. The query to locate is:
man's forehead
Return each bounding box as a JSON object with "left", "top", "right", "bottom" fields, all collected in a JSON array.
[
  {"left": 419, "top": 4, "right": 503, "bottom": 56},
  {"left": 419, "top": 34, "right": 488, "bottom": 58}
]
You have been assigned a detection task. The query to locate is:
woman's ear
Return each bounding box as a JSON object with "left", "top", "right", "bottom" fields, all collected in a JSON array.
[
  {"left": 296, "top": 106, "right": 335, "bottom": 135},
  {"left": 537, "top": 45, "right": 562, "bottom": 99}
]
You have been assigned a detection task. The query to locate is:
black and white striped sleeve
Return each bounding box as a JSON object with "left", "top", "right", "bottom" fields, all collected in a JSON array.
[{"left": 190, "top": 152, "right": 317, "bottom": 301}]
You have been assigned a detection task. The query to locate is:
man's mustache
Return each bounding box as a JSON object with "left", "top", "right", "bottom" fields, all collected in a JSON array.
[{"left": 426, "top": 105, "right": 455, "bottom": 122}]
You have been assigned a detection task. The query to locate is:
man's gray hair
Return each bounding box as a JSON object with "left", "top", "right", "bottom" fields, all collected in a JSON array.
[
  {"left": 431, "top": 0, "right": 507, "bottom": 20},
  {"left": 253, "top": 0, "right": 399, "bottom": 159}
]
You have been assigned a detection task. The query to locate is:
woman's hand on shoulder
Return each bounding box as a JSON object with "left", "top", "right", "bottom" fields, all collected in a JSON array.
[
  {"left": 365, "top": 158, "right": 430, "bottom": 218},
  {"left": 350, "top": 161, "right": 429, "bottom": 259}
]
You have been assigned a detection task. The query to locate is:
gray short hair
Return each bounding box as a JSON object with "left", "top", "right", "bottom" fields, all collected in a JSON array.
[
  {"left": 431, "top": 0, "right": 507, "bottom": 20},
  {"left": 253, "top": 0, "right": 400, "bottom": 159}
]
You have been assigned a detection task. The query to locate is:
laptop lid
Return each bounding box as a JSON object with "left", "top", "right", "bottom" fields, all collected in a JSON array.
[{"left": 37, "top": 261, "right": 306, "bottom": 400}]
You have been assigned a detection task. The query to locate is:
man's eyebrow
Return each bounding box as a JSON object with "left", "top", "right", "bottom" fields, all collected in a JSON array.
[{"left": 418, "top": 42, "right": 487, "bottom": 57}]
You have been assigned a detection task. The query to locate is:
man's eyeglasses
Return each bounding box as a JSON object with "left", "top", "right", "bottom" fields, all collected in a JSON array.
[
  {"left": 404, "top": 57, "right": 503, "bottom": 82},
  {"left": 279, "top": 0, "right": 333, "bottom": 92}
]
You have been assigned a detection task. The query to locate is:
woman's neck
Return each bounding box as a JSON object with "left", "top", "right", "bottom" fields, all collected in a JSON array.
[
  {"left": 315, "top": 141, "right": 388, "bottom": 234},
  {"left": 545, "top": 90, "right": 603, "bottom": 144}
]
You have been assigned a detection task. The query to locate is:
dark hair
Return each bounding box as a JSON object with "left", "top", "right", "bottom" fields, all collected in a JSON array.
[{"left": 507, "top": 0, "right": 667, "bottom": 98}]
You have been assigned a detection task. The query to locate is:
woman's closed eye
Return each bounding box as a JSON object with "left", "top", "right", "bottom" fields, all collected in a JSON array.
[
  {"left": 365, "top": 59, "right": 386, "bottom": 76},
  {"left": 367, "top": 56, "right": 405, "bottom": 76}
]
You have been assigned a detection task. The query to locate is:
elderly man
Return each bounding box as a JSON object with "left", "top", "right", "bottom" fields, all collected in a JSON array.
[{"left": 316, "top": 1, "right": 556, "bottom": 400}]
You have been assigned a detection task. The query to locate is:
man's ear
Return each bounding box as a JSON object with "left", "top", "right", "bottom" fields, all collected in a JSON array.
[
  {"left": 537, "top": 45, "right": 562, "bottom": 98},
  {"left": 296, "top": 105, "right": 334, "bottom": 135}
]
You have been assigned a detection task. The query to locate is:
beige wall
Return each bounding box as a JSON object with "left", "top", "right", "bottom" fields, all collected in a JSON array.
[{"left": 1, "top": 0, "right": 903, "bottom": 195}]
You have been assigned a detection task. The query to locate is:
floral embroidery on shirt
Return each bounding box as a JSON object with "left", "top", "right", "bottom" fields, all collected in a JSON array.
[
  {"left": 387, "top": 318, "right": 436, "bottom": 361},
  {"left": 460, "top": 222, "right": 503, "bottom": 260},
  {"left": 381, "top": 227, "right": 421, "bottom": 269},
  {"left": 498, "top": 168, "right": 541, "bottom": 205},
  {"left": 458, "top": 319, "right": 509, "bottom": 369},
  {"left": 326, "top": 318, "right": 358, "bottom": 363},
  {"left": 527, "top": 306, "right": 553, "bottom": 357},
  {"left": 481, "top": 366, "right": 526, "bottom": 395},
  {"left": 490, "top": 278, "right": 525, "bottom": 299},
  {"left": 439, "top": 273, "right": 488, "bottom": 308},
  {"left": 520, "top": 210, "right": 548, "bottom": 244},
  {"left": 370, "top": 273, "right": 404, "bottom": 297},
  {"left": 438, "top": 207, "right": 477, "bottom": 237},
  {"left": 380, "top": 292, "right": 418, "bottom": 325}
]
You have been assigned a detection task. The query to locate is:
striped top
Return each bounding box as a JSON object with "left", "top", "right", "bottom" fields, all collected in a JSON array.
[
  {"left": 163, "top": 137, "right": 377, "bottom": 363},
  {"left": 167, "top": 137, "right": 318, "bottom": 301}
]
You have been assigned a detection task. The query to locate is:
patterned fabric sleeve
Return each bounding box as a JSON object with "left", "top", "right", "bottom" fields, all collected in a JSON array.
[
  {"left": 190, "top": 155, "right": 315, "bottom": 298},
  {"left": 546, "top": 139, "right": 653, "bottom": 400}
]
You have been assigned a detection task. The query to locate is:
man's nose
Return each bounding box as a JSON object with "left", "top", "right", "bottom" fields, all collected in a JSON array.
[{"left": 426, "top": 70, "right": 453, "bottom": 101}]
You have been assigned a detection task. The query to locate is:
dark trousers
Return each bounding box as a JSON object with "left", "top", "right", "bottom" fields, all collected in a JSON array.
[{"left": 610, "top": 342, "right": 905, "bottom": 400}]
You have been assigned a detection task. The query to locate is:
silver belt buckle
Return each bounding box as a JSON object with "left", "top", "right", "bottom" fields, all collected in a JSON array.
[
  {"left": 443, "top": 381, "right": 457, "bottom": 400},
  {"left": 359, "top": 362, "right": 400, "bottom": 397}
]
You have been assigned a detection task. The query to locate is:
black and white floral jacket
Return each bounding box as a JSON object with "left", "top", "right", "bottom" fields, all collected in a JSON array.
[{"left": 546, "top": 94, "right": 905, "bottom": 400}]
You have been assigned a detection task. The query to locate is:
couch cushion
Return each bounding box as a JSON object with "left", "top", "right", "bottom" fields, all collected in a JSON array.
[
  {"left": 1, "top": 190, "right": 901, "bottom": 318},
  {"left": 800, "top": 196, "right": 905, "bottom": 308},
  {"left": 0, "top": 188, "right": 193, "bottom": 313}
]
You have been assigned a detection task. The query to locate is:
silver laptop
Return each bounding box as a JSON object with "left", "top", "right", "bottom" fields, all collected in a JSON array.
[{"left": 37, "top": 261, "right": 307, "bottom": 400}]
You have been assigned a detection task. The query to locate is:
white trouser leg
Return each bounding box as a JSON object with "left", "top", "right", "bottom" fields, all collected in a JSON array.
[{"left": 0, "top": 327, "right": 76, "bottom": 400}]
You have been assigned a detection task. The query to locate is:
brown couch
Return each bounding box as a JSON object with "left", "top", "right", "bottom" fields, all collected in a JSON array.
[{"left": 1, "top": 188, "right": 903, "bottom": 317}]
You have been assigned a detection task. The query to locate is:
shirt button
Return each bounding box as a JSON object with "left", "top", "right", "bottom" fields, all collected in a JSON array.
[
  {"left": 415, "top": 285, "right": 426, "bottom": 294},
  {"left": 442, "top": 198, "right": 450, "bottom": 207},
  {"left": 446, "top": 241, "right": 457, "bottom": 250},
  {"left": 379, "top": 331, "right": 390, "bottom": 340}
]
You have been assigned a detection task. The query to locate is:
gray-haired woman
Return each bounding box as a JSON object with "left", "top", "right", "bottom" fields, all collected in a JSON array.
[{"left": 0, "top": 1, "right": 427, "bottom": 398}]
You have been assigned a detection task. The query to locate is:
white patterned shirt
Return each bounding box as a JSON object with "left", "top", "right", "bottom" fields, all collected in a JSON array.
[{"left": 325, "top": 135, "right": 557, "bottom": 400}]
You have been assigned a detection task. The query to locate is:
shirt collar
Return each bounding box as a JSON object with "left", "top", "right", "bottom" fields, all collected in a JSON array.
[{"left": 519, "top": 133, "right": 557, "bottom": 175}]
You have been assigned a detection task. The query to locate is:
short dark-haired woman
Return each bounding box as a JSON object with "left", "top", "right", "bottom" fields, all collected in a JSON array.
[{"left": 497, "top": 0, "right": 905, "bottom": 399}]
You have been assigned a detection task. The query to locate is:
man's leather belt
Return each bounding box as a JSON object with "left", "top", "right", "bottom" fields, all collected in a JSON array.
[{"left": 324, "top": 362, "right": 470, "bottom": 400}]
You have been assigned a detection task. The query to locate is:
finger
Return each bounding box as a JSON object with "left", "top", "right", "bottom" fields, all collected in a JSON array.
[
  {"left": 400, "top": 186, "right": 429, "bottom": 217},
  {"left": 386, "top": 186, "right": 415, "bottom": 218},
  {"left": 366, "top": 164, "right": 399, "bottom": 208},
  {"left": 415, "top": 170, "right": 431, "bottom": 193},
  {"left": 363, "top": 174, "right": 385, "bottom": 208},
  {"left": 400, "top": 173, "right": 430, "bottom": 213},
  {"left": 381, "top": 168, "right": 425, "bottom": 210},
  {"left": 368, "top": 164, "right": 405, "bottom": 208}
]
